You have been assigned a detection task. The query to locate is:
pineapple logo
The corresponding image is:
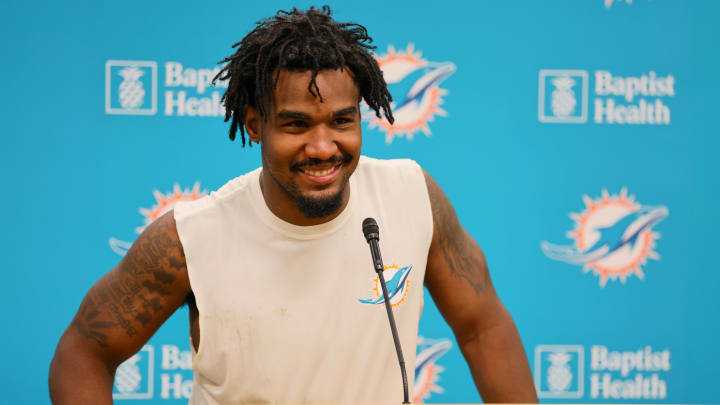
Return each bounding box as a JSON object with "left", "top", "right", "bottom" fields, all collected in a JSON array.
[
  {"left": 113, "top": 345, "right": 154, "bottom": 399},
  {"left": 538, "top": 69, "right": 588, "bottom": 123},
  {"left": 118, "top": 67, "right": 146, "bottom": 109},
  {"left": 550, "top": 76, "right": 577, "bottom": 118},
  {"left": 109, "top": 183, "right": 207, "bottom": 256},
  {"left": 115, "top": 354, "right": 142, "bottom": 393},
  {"left": 546, "top": 352, "right": 573, "bottom": 392},
  {"left": 534, "top": 345, "right": 584, "bottom": 399},
  {"left": 541, "top": 188, "right": 668, "bottom": 287},
  {"left": 105, "top": 60, "right": 157, "bottom": 115}
]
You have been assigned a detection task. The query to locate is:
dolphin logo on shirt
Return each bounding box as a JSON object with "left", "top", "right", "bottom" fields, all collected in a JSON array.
[{"left": 358, "top": 264, "right": 413, "bottom": 306}]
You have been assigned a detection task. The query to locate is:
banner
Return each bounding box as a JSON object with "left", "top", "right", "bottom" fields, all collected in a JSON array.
[{"left": 2, "top": 0, "right": 718, "bottom": 403}]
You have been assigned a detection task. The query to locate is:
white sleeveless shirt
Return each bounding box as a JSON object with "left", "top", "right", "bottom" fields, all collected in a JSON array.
[{"left": 174, "top": 156, "right": 433, "bottom": 404}]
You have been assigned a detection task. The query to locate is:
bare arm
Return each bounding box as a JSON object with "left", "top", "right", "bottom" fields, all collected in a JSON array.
[
  {"left": 422, "top": 170, "right": 538, "bottom": 403},
  {"left": 49, "top": 211, "right": 191, "bottom": 404}
]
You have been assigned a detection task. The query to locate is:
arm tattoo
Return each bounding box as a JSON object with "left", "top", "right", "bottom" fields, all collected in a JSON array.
[
  {"left": 72, "top": 296, "right": 112, "bottom": 348},
  {"left": 72, "top": 214, "right": 188, "bottom": 347},
  {"left": 426, "top": 172, "right": 489, "bottom": 295}
]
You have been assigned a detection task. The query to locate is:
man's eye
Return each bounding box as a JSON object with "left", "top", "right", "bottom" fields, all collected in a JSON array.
[
  {"left": 284, "top": 120, "right": 307, "bottom": 128},
  {"left": 334, "top": 118, "right": 351, "bottom": 125}
]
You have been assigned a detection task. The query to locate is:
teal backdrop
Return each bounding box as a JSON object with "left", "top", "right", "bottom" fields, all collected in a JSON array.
[{"left": 2, "top": 0, "right": 719, "bottom": 403}]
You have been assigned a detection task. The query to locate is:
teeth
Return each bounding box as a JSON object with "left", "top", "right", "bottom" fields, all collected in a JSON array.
[{"left": 304, "top": 166, "right": 337, "bottom": 177}]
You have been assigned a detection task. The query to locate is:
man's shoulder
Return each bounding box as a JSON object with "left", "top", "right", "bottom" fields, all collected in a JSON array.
[
  {"left": 357, "top": 155, "right": 424, "bottom": 176},
  {"left": 174, "top": 167, "right": 262, "bottom": 221},
  {"left": 355, "top": 155, "right": 428, "bottom": 197}
]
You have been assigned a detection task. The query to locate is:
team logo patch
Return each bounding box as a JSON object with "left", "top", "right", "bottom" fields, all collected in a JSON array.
[
  {"left": 541, "top": 188, "right": 668, "bottom": 287},
  {"left": 110, "top": 183, "right": 207, "bottom": 255},
  {"left": 414, "top": 336, "right": 452, "bottom": 403},
  {"left": 358, "top": 264, "right": 413, "bottom": 307},
  {"left": 363, "top": 44, "right": 456, "bottom": 143}
]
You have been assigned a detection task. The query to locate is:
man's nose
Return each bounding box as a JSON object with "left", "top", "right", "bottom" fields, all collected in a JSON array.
[{"left": 304, "top": 125, "right": 339, "bottom": 161}]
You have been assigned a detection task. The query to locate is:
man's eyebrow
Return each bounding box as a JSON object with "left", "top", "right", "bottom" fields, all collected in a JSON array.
[
  {"left": 276, "top": 110, "right": 311, "bottom": 120},
  {"left": 333, "top": 106, "right": 357, "bottom": 117}
]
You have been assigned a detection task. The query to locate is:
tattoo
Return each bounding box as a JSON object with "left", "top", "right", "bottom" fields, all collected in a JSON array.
[
  {"left": 142, "top": 280, "right": 170, "bottom": 296},
  {"left": 72, "top": 212, "right": 189, "bottom": 347},
  {"left": 109, "top": 303, "right": 138, "bottom": 337},
  {"left": 72, "top": 296, "right": 112, "bottom": 348},
  {"left": 168, "top": 256, "right": 186, "bottom": 272},
  {"left": 152, "top": 269, "right": 175, "bottom": 284},
  {"left": 425, "top": 171, "right": 489, "bottom": 295},
  {"left": 135, "top": 311, "right": 152, "bottom": 326}
]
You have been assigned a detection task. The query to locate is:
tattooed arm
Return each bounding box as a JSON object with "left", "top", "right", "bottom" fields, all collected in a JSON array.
[
  {"left": 49, "top": 211, "right": 191, "bottom": 404},
  {"left": 422, "top": 170, "right": 538, "bottom": 403}
]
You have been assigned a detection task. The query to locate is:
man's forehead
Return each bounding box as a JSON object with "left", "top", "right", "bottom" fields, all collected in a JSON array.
[
  {"left": 271, "top": 68, "right": 359, "bottom": 104},
  {"left": 275, "top": 106, "right": 358, "bottom": 120}
]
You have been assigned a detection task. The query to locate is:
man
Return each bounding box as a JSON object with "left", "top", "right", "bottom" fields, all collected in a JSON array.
[{"left": 49, "top": 6, "right": 537, "bottom": 404}]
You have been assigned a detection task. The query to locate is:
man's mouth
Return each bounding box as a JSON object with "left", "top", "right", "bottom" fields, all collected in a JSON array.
[
  {"left": 300, "top": 164, "right": 341, "bottom": 177},
  {"left": 298, "top": 163, "right": 342, "bottom": 185},
  {"left": 291, "top": 155, "right": 351, "bottom": 185}
]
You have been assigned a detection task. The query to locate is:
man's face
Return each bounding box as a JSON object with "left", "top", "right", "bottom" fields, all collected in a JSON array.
[{"left": 247, "top": 68, "right": 362, "bottom": 224}]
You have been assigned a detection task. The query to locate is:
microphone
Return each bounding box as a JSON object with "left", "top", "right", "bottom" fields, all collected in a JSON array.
[
  {"left": 362, "top": 218, "right": 383, "bottom": 272},
  {"left": 361, "top": 218, "right": 410, "bottom": 404}
]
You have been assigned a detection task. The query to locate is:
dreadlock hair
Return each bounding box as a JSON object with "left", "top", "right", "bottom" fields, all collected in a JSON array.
[{"left": 212, "top": 5, "right": 394, "bottom": 147}]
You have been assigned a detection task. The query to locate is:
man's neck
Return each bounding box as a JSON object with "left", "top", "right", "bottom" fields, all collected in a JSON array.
[{"left": 258, "top": 171, "right": 351, "bottom": 226}]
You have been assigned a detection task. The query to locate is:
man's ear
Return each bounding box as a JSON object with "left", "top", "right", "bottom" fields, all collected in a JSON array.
[{"left": 244, "top": 106, "right": 262, "bottom": 143}]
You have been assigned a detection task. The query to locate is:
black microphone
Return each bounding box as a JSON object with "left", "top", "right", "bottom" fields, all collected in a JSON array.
[{"left": 362, "top": 217, "right": 410, "bottom": 404}]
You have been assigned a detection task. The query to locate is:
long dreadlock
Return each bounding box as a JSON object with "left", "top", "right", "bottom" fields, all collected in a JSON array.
[{"left": 212, "top": 5, "right": 394, "bottom": 146}]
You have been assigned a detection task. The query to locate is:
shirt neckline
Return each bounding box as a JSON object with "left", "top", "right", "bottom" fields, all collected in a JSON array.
[{"left": 249, "top": 167, "right": 357, "bottom": 240}]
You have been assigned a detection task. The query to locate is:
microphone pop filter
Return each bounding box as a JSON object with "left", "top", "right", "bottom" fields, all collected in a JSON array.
[{"left": 362, "top": 217, "right": 380, "bottom": 242}]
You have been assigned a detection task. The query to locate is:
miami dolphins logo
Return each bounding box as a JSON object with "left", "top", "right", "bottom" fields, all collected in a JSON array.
[
  {"left": 363, "top": 44, "right": 456, "bottom": 143},
  {"left": 605, "top": 0, "right": 633, "bottom": 8},
  {"left": 541, "top": 188, "right": 668, "bottom": 287},
  {"left": 358, "top": 264, "right": 413, "bottom": 307},
  {"left": 109, "top": 183, "right": 206, "bottom": 255},
  {"left": 414, "top": 337, "right": 452, "bottom": 403}
]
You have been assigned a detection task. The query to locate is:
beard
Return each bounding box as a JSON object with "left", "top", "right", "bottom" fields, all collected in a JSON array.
[
  {"left": 294, "top": 180, "right": 348, "bottom": 218},
  {"left": 269, "top": 153, "right": 353, "bottom": 219}
]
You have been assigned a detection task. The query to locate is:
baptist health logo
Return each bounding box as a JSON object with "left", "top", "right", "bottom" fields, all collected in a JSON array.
[
  {"left": 539, "top": 69, "right": 675, "bottom": 124},
  {"left": 535, "top": 344, "right": 670, "bottom": 400},
  {"left": 105, "top": 60, "right": 227, "bottom": 117},
  {"left": 538, "top": 70, "right": 588, "bottom": 123},
  {"left": 106, "top": 60, "right": 158, "bottom": 115},
  {"left": 113, "top": 345, "right": 154, "bottom": 399},
  {"left": 535, "top": 345, "right": 584, "bottom": 398},
  {"left": 113, "top": 344, "right": 196, "bottom": 400}
]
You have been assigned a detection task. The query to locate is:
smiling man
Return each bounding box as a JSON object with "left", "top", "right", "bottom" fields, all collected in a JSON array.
[
  {"left": 249, "top": 68, "right": 361, "bottom": 225},
  {"left": 49, "top": 6, "right": 537, "bottom": 404}
]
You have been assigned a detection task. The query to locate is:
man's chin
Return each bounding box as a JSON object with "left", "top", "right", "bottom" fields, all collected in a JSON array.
[{"left": 296, "top": 190, "right": 345, "bottom": 219}]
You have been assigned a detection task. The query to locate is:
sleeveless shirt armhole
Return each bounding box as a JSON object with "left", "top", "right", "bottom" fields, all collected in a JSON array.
[
  {"left": 404, "top": 159, "right": 435, "bottom": 252},
  {"left": 173, "top": 201, "right": 206, "bottom": 323},
  {"left": 172, "top": 169, "right": 260, "bottom": 359},
  {"left": 173, "top": 204, "right": 214, "bottom": 370}
]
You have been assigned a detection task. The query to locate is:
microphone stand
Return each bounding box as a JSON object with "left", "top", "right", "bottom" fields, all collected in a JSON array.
[
  {"left": 376, "top": 269, "right": 411, "bottom": 404},
  {"left": 363, "top": 217, "right": 410, "bottom": 404}
]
